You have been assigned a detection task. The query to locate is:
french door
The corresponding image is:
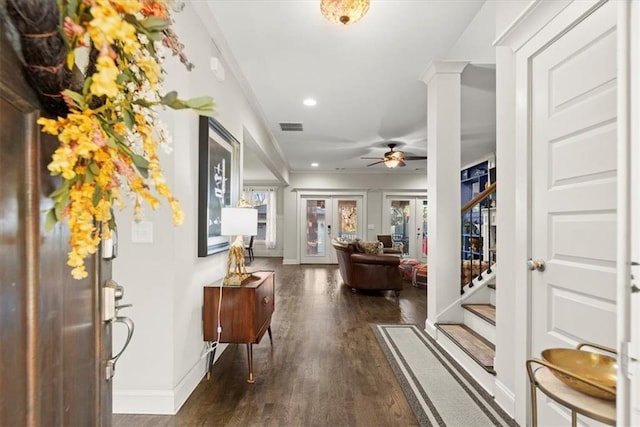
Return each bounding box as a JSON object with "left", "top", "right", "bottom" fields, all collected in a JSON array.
[
  {"left": 382, "top": 195, "right": 427, "bottom": 261},
  {"left": 300, "top": 195, "right": 364, "bottom": 264}
]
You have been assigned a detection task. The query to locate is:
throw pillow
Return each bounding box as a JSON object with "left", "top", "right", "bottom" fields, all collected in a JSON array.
[{"left": 359, "top": 240, "right": 383, "bottom": 255}]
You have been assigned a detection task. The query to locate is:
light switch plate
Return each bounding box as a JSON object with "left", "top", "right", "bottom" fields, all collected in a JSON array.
[
  {"left": 131, "top": 221, "right": 153, "bottom": 243},
  {"left": 367, "top": 224, "right": 375, "bottom": 230}
]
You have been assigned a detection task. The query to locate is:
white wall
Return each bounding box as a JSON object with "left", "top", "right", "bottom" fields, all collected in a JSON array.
[
  {"left": 112, "top": 3, "right": 277, "bottom": 414},
  {"left": 446, "top": 0, "right": 496, "bottom": 63},
  {"left": 282, "top": 171, "right": 427, "bottom": 263},
  {"left": 495, "top": 0, "right": 535, "bottom": 38}
]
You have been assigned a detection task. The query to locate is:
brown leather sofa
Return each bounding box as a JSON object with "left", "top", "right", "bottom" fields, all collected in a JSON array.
[{"left": 331, "top": 239, "right": 403, "bottom": 295}]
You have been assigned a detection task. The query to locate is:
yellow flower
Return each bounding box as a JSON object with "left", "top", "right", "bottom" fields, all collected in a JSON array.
[
  {"left": 48, "top": 146, "right": 77, "bottom": 180},
  {"left": 38, "top": 0, "right": 213, "bottom": 279},
  {"left": 37, "top": 117, "right": 61, "bottom": 135},
  {"left": 90, "top": 55, "right": 120, "bottom": 98},
  {"left": 112, "top": 0, "right": 143, "bottom": 15},
  {"left": 137, "top": 57, "right": 161, "bottom": 87}
]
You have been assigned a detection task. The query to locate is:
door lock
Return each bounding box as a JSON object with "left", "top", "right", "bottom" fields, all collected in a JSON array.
[{"left": 527, "top": 259, "right": 546, "bottom": 271}]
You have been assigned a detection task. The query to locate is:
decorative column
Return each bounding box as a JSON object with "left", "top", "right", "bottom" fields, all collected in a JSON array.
[{"left": 421, "top": 61, "right": 468, "bottom": 337}]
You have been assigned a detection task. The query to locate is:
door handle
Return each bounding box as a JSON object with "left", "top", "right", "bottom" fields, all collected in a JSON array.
[
  {"left": 327, "top": 224, "right": 331, "bottom": 236},
  {"left": 527, "top": 259, "right": 546, "bottom": 271},
  {"left": 103, "top": 279, "right": 135, "bottom": 380},
  {"left": 106, "top": 315, "right": 135, "bottom": 380}
]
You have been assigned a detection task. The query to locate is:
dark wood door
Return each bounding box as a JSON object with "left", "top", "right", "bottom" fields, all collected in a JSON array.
[{"left": 0, "top": 17, "right": 112, "bottom": 427}]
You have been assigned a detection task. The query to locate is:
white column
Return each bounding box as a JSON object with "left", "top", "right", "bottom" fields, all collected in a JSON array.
[{"left": 421, "top": 61, "right": 468, "bottom": 337}]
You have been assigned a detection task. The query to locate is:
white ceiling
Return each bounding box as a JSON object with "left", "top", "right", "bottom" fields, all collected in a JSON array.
[{"left": 204, "top": 1, "right": 496, "bottom": 179}]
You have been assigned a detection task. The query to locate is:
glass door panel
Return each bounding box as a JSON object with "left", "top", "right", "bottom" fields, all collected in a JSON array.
[
  {"left": 304, "top": 199, "right": 327, "bottom": 258},
  {"left": 389, "top": 200, "right": 411, "bottom": 257},
  {"left": 383, "top": 196, "right": 427, "bottom": 261},
  {"left": 419, "top": 199, "right": 428, "bottom": 258},
  {"left": 336, "top": 199, "right": 358, "bottom": 241}
]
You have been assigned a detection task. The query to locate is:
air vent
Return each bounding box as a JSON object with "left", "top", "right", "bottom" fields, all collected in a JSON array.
[{"left": 279, "top": 122, "right": 303, "bottom": 132}]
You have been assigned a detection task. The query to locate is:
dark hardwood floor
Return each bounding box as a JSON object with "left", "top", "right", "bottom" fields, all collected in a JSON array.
[{"left": 113, "top": 258, "right": 427, "bottom": 427}]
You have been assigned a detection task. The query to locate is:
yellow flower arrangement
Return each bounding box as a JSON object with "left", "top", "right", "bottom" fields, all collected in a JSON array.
[{"left": 37, "top": 0, "right": 214, "bottom": 279}]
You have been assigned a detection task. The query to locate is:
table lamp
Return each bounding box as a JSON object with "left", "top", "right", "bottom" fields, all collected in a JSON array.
[{"left": 221, "top": 207, "right": 257, "bottom": 285}]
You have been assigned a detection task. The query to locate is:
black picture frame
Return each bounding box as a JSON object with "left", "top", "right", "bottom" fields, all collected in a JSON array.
[{"left": 197, "top": 116, "right": 240, "bottom": 257}]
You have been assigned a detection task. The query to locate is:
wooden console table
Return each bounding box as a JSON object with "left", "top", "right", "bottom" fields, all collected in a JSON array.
[{"left": 203, "top": 270, "right": 275, "bottom": 383}]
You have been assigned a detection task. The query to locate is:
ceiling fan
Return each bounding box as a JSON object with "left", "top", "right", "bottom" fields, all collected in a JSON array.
[{"left": 361, "top": 143, "right": 428, "bottom": 168}]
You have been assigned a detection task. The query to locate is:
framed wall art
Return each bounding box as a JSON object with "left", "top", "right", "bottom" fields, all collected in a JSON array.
[{"left": 197, "top": 116, "right": 240, "bottom": 257}]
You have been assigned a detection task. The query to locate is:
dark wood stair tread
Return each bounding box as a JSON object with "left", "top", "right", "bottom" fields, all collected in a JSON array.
[
  {"left": 436, "top": 323, "right": 495, "bottom": 375},
  {"left": 462, "top": 303, "right": 496, "bottom": 326}
]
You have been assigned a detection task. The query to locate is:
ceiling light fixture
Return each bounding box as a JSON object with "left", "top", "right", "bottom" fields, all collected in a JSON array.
[
  {"left": 384, "top": 159, "right": 400, "bottom": 168},
  {"left": 320, "top": 0, "right": 370, "bottom": 25},
  {"left": 311, "top": 162, "right": 319, "bottom": 167},
  {"left": 303, "top": 98, "right": 317, "bottom": 106}
]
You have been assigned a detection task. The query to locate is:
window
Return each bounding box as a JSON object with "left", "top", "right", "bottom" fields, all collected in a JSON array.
[{"left": 243, "top": 187, "right": 277, "bottom": 249}]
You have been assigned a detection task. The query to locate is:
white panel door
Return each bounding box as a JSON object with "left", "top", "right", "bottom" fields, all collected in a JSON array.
[{"left": 530, "top": 2, "right": 617, "bottom": 425}]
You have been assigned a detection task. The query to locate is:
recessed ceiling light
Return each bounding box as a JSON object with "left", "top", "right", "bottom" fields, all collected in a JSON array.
[
  {"left": 303, "top": 98, "right": 317, "bottom": 107},
  {"left": 311, "top": 162, "right": 319, "bottom": 167}
]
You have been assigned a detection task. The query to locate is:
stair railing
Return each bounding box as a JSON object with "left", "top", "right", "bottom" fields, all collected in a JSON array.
[{"left": 461, "top": 182, "right": 496, "bottom": 294}]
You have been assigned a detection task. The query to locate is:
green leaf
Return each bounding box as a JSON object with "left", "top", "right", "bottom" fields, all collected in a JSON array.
[
  {"left": 62, "top": 89, "right": 85, "bottom": 109},
  {"left": 44, "top": 208, "right": 58, "bottom": 232},
  {"left": 54, "top": 200, "right": 66, "bottom": 222},
  {"left": 82, "top": 75, "right": 92, "bottom": 96},
  {"left": 85, "top": 165, "right": 95, "bottom": 184},
  {"left": 124, "top": 109, "right": 135, "bottom": 129},
  {"left": 161, "top": 91, "right": 178, "bottom": 105},
  {"left": 50, "top": 180, "right": 71, "bottom": 201},
  {"left": 130, "top": 153, "right": 149, "bottom": 179},
  {"left": 65, "top": 0, "right": 79, "bottom": 18},
  {"left": 88, "top": 161, "right": 100, "bottom": 176},
  {"left": 185, "top": 96, "right": 215, "bottom": 109},
  {"left": 117, "top": 72, "right": 131, "bottom": 84},
  {"left": 133, "top": 99, "right": 154, "bottom": 108},
  {"left": 139, "top": 17, "right": 171, "bottom": 32},
  {"left": 92, "top": 185, "right": 103, "bottom": 207},
  {"left": 192, "top": 105, "right": 216, "bottom": 117}
]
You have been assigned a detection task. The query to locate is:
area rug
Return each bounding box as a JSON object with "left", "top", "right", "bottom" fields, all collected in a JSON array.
[{"left": 371, "top": 324, "right": 518, "bottom": 427}]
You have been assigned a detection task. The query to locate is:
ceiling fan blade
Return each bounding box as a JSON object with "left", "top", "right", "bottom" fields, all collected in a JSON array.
[
  {"left": 367, "top": 160, "right": 385, "bottom": 167},
  {"left": 403, "top": 155, "right": 428, "bottom": 160},
  {"left": 360, "top": 157, "right": 384, "bottom": 160}
]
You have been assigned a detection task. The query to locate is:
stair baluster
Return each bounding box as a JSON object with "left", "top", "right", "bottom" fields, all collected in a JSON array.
[{"left": 460, "top": 182, "right": 496, "bottom": 293}]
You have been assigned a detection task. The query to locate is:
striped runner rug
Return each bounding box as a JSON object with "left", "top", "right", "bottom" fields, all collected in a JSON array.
[{"left": 372, "top": 324, "right": 518, "bottom": 427}]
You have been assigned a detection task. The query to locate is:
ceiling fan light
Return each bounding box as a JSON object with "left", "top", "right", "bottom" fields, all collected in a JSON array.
[
  {"left": 320, "top": 0, "right": 370, "bottom": 26},
  {"left": 385, "top": 159, "right": 400, "bottom": 168}
]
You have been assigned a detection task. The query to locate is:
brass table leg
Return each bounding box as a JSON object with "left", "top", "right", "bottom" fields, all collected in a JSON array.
[
  {"left": 530, "top": 382, "right": 538, "bottom": 427},
  {"left": 246, "top": 343, "right": 254, "bottom": 384}
]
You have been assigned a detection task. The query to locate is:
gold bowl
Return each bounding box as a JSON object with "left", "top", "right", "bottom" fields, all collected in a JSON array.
[{"left": 542, "top": 348, "right": 617, "bottom": 401}]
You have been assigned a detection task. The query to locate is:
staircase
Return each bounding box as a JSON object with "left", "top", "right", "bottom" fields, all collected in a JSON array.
[
  {"left": 433, "top": 183, "right": 498, "bottom": 395},
  {"left": 435, "top": 266, "right": 497, "bottom": 393}
]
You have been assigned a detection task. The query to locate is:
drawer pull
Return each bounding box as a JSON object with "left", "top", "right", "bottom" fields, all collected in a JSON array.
[{"left": 262, "top": 296, "right": 270, "bottom": 305}]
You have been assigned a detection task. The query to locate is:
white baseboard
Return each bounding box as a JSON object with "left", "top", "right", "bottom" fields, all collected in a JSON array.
[
  {"left": 173, "top": 356, "right": 208, "bottom": 413},
  {"left": 113, "top": 389, "right": 175, "bottom": 415},
  {"left": 425, "top": 319, "right": 438, "bottom": 338},
  {"left": 113, "top": 344, "right": 229, "bottom": 415},
  {"left": 282, "top": 258, "right": 299, "bottom": 265},
  {"left": 494, "top": 378, "right": 516, "bottom": 418}
]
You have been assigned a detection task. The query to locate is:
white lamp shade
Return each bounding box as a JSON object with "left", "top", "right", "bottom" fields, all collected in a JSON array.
[{"left": 221, "top": 207, "right": 257, "bottom": 236}]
